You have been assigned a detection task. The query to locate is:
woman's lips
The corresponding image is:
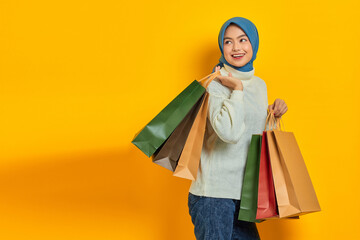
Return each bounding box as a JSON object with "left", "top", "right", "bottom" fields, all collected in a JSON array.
[{"left": 232, "top": 54, "right": 245, "bottom": 60}]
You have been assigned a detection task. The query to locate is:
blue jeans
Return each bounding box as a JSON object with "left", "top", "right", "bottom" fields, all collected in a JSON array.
[{"left": 188, "top": 192, "right": 260, "bottom": 240}]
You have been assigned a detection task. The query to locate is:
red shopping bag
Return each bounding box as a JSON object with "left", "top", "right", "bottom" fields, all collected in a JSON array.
[{"left": 256, "top": 130, "right": 278, "bottom": 219}]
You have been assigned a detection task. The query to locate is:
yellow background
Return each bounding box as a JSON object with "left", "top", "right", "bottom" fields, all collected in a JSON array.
[{"left": 1, "top": 0, "right": 359, "bottom": 239}]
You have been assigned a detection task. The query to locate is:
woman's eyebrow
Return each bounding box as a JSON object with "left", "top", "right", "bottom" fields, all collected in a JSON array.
[{"left": 224, "top": 34, "right": 247, "bottom": 40}]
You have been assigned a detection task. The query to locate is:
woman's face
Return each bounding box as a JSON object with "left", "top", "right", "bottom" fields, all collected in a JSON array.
[{"left": 223, "top": 24, "right": 253, "bottom": 68}]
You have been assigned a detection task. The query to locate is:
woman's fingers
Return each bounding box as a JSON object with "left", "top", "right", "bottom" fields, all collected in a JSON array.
[
  {"left": 274, "top": 106, "right": 281, "bottom": 116},
  {"left": 217, "top": 75, "right": 229, "bottom": 82},
  {"left": 268, "top": 105, "right": 274, "bottom": 114},
  {"left": 273, "top": 99, "right": 287, "bottom": 117},
  {"left": 273, "top": 99, "right": 282, "bottom": 114},
  {"left": 217, "top": 76, "right": 227, "bottom": 86},
  {"left": 269, "top": 99, "right": 288, "bottom": 118},
  {"left": 280, "top": 106, "right": 288, "bottom": 116},
  {"left": 217, "top": 75, "right": 235, "bottom": 89}
]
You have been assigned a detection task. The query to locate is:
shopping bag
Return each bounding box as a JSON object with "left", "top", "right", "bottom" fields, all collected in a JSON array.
[
  {"left": 172, "top": 71, "right": 220, "bottom": 180},
  {"left": 131, "top": 80, "right": 206, "bottom": 157},
  {"left": 267, "top": 111, "right": 321, "bottom": 218},
  {"left": 273, "top": 128, "right": 321, "bottom": 216},
  {"left": 238, "top": 134, "right": 262, "bottom": 222},
  {"left": 151, "top": 94, "right": 205, "bottom": 171},
  {"left": 256, "top": 112, "right": 300, "bottom": 221},
  {"left": 266, "top": 112, "right": 300, "bottom": 218},
  {"left": 256, "top": 130, "right": 278, "bottom": 219},
  {"left": 267, "top": 129, "right": 300, "bottom": 218}
]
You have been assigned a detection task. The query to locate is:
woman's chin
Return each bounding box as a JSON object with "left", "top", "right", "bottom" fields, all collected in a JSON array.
[
  {"left": 230, "top": 62, "right": 246, "bottom": 68},
  {"left": 225, "top": 58, "right": 247, "bottom": 68}
]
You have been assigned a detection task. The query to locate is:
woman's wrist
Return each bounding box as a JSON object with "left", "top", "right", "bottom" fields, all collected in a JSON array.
[{"left": 233, "top": 84, "right": 243, "bottom": 91}]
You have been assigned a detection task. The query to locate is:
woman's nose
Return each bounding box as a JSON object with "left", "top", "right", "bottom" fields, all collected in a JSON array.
[{"left": 233, "top": 42, "right": 241, "bottom": 51}]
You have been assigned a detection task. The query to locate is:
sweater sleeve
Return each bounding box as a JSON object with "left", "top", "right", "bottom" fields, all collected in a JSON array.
[{"left": 206, "top": 80, "right": 246, "bottom": 144}]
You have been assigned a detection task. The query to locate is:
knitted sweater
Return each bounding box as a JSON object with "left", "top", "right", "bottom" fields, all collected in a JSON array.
[{"left": 189, "top": 63, "right": 268, "bottom": 200}]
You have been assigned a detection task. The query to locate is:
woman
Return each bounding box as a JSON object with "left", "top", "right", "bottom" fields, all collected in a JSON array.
[{"left": 188, "top": 17, "right": 288, "bottom": 240}]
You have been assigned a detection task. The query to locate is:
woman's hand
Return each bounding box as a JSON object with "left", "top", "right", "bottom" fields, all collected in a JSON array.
[
  {"left": 214, "top": 66, "right": 243, "bottom": 91},
  {"left": 268, "top": 99, "right": 288, "bottom": 118}
]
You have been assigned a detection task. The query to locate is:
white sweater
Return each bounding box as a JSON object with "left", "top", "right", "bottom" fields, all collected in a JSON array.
[{"left": 189, "top": 64, "right": 268, "bottom": 200}]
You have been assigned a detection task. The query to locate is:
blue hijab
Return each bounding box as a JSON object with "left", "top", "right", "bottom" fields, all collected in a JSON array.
[{"left": 212, "top": 17, "right": 259, "bottom": 73}]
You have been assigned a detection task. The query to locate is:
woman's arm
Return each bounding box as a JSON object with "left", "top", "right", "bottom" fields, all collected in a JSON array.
[{"left": 207, "top": 80, "right": 246, "bottom": 144}]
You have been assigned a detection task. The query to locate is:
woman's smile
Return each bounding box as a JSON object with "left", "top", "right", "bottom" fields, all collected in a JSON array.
[{"left": 231, "top": 53, "right": 245, "bottom": 59}]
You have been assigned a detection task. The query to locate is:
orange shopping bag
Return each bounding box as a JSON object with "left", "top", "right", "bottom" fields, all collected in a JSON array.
[
  {"left": 173, "top": 71, "right": 220, "bottom": 180},
  {"left": 267, "top": 111, "right": 321, "bottom": 218}
]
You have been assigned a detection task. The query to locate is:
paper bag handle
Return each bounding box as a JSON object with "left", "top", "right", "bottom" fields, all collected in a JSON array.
[
  {"left": 264, "top": 110, "right": 285, "bottom": 131},
  {"left": 198, "top": 71, "right": 221, "bottom": 88}
]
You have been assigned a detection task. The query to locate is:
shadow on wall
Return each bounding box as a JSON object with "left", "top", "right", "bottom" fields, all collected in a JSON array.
[{"left": 0, "top": 145, "right": 195, "bottom": 239}]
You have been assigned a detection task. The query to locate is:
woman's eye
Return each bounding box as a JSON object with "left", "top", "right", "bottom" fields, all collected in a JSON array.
[
  {"left": 240, "top": 39, "right": 247, "bottom": 42},
  {"left": 225, "top": 41, "right": 231, "bottom": 44}
]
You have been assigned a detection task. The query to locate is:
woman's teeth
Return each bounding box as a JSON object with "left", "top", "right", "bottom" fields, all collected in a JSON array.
[{"left": 232, "top": 54, "right": 244, "bottom": 59}]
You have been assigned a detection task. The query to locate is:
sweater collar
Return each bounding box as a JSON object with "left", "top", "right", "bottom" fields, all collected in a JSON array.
[{"left": 220, "top": 63, "right": 255, "bottom": 82}]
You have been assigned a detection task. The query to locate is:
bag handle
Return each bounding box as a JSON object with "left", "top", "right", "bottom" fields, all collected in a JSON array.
[
  {"left": 264, "top": 110, "right": 276, "bottom": 131},
  {"left": 269, "top": 111, "right": 277, "bottom": 130},
  {"left": 264, "top": 110, "right": 285, "bottom": 131},
  {"left": 264, "top": 110, "right": 272, "bottom": 130},
  {"left": 198, "top": 71, "right": 221, "bottom": 88},
  {"left": 276, "top": 115, "right": 285, "bottom": 131}
]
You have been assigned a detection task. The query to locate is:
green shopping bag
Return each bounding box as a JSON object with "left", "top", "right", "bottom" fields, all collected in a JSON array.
[
  {"left": 151, "top": 94, "right": 205, "bottom": 171},
  {"left": 238, "top": 134, "right": 262, "bottom": 222},
  {"left": 131, "top": 71, "right": 220, "bottom": 157}
]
